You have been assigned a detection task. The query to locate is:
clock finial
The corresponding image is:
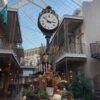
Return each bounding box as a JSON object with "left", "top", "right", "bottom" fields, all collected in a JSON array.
[{"left": 46, "top": 6, "right": 52, "bottom": 10}]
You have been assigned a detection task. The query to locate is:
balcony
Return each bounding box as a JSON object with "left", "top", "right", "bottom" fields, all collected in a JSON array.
[
  {"left": 56, "top": 43, "right": 87, "bottom": 63},
  {"left": 0, "top": 42, "right": 22, "bottom": 64},
  {"left": 90, "top": 42, "right": 100, "bottom": 59}
]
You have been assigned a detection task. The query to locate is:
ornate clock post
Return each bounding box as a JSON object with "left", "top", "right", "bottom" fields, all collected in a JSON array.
[
  {"left": 38, "top": 6, "right": 59, "bottom": 51},
  {"left": 38, "top": 6, "right": 59, "bottom": 73}
]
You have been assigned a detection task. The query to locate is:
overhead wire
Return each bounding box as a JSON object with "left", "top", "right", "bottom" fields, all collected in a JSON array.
[
  {"left": 19, "top": 9, "right": 43, "bottom": 34},
  {"left": 22, "top": 32, "right": 45, "bottom": 47},
  {"left": 9, "top": 0, "right": 29, "bottom": 10},
  {"left": 18, "top": 11, "right": 45, "bottom": 43},
  {"left": 52, "top": 0, "right": 82, "bottom": 16},
  {"left": 58, "top": 0, "right": 75, "bottom": 15},
  {"left": 39, "top": 0, "right": 48, "bottom": 7},
  {"left": 9, "top": 0, "right": 83, "bottom": 50},
  {"left": 27, "top": 0, "right": 44, "bottom": 9},
  {"left": 19, "top": 9, "right": 43, "bottom": 37},
  {"left": 16, "top": 1, "right": 45, "bottom": 48},
  {"left": 72, "top": 0, "right": 81, "bottom": 7},
  {"left": 20, "top": 8, "right": 37, "bottom": 25},
  {"left": 22, "top": 26, "right": 45, "bottom": 39}
]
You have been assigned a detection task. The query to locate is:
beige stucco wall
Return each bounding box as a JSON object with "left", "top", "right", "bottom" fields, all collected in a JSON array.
[{"left": 82, "top": 0, "right": 100, "bottom": 81}]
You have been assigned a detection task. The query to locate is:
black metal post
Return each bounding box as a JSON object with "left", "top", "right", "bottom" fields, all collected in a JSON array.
[{"left": 45, "top": 35, "right": 51, "bottom": 52}]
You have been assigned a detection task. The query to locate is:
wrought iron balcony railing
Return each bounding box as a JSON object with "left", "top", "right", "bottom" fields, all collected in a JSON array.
[
  {"left": 56, "top": 43, "right": 86, "bottom": 59},
  {"left": 0, "top": 42, "right": 23, "bottom": 62}
]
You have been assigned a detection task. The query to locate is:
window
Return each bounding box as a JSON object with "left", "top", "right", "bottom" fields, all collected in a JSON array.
[
  {"left": 0, "top": 73, "right": 4, "bottom": 88},
  {"left": 0, "top": 39, "right": 3, "bottom": 48}
]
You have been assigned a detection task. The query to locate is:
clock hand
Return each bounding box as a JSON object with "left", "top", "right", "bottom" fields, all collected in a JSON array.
[
  {"left": 43, "top": 17, "right": 56, "bottom": 23},
  {"left": 50, "top": 21, "right": 56, "bottom": 23},
  {"left": 43, "top": 17, "right": 51, "bottom": 23},
  {"left": 46, "top": 19, "right": 56, "bottom": 23},
  {"left": 47, "top": 20, "right": 51, "bottom": 23}
]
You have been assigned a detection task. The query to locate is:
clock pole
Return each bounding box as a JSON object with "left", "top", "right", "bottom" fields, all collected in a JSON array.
[{"left": 45, "top": 34, "right": 51, "bottom": 52}]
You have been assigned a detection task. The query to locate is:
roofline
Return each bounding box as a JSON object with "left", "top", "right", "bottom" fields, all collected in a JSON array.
[
  {"left": 63, "top": 15, "right": 83, "bottom": 20},
  {"left": 8, "top": 7, "right": 18, "bottom": 12}
]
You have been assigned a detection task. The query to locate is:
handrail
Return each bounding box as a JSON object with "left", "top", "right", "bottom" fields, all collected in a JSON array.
[{"left": 54, "top": 43, "right": 86, "bottom": 59}]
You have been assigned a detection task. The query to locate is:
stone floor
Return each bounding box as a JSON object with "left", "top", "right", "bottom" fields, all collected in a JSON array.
[{"left": 0, "top": 91, "right": 22, "bottom": 100}]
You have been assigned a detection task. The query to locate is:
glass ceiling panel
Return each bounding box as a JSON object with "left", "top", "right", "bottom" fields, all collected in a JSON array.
[{"left": 8, "top": 0, "right": 91, "bottom": 49}]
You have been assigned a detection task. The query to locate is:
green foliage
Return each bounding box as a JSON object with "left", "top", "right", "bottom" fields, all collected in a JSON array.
[
  {"left": 26, "top": 88, "right": 34, "bottom": 97},
  {"left": 61, "top": 80, "right": 70, "bottom": 89},
  {"left": 34, "top": 88, "right": 48, "bottom": 99},
  {"left": 23, "top": 88, "right": 27, "bottom": 96},
  {"left": 66, "top": 91, "right": 73, "bottom": 97},
  {"left": 23, "top": 83, "right": 30, "bottom": 89},
  {"left": 62, "top": 91, "right": 73, "bottom": 98},
  {"left": 70, "top": 74, "right": 95, "bottom": 100}
]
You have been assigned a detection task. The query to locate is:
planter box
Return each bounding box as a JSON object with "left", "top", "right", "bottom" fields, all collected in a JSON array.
[{"left": 27, "top": 96, "right": 34, "bottom": 100}]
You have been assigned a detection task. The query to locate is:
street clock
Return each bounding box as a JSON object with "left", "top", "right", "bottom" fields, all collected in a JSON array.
[{"left": 38, "top": 6, "right": 59, "bottom": 34}]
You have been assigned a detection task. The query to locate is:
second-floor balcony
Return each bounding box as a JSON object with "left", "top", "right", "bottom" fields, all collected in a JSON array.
[
  {"left": 0, "top": 42, "right": 24, "bottom": 63},
  {"left": 55, "top": 43, "right": 87, "bottom": 63}
]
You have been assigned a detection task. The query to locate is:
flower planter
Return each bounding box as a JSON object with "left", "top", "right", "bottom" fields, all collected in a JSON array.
[
  {"left": 38, "top": 96, "right": 42, "bottom": 100},
  {"left": 27, "top": 96, "right": 33, "bottom": 100},
  {"left": 67, "top": 96, "right": 72, "bottom": 100}
]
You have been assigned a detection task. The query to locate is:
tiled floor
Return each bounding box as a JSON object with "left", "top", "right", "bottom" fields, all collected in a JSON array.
[{"left": 0, "top": 91, "right": 22, "bottom": 100}]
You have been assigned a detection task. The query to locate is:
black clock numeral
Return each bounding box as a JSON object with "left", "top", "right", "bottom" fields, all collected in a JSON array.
[
  {"left": 53, "top": 24, "right": 55, "bottom": 26},
  {"left": 42, "top": 23, "right": 44, "bottom": 25}
]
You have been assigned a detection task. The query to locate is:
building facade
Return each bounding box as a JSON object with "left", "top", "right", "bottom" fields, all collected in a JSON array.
[
  {"left": 82, "top": 0, "right": 100, "bottom": 96},
  {"left": 48, "top": 0, "right": 100, "bottom": 97},
  {"left": 0, "top": 7, "right": 24, "bottom": 97},
  {"left": 24, "top": 47, "right": 41, "bottom": 67},
  {"left": 49, "top": 15, "right": 86, "bottom": 77},
  {"left": 21, "top": 47, "right": 42, "bottom": 84}
]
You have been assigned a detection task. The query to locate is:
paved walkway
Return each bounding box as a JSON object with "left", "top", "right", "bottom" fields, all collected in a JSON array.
[{"left": 0, "top": 91, "right": 22, "bottom": 100}]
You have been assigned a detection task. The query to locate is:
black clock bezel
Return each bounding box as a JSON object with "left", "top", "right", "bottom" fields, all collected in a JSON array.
[{"left": 38, "top": 7, "right": 59, "bottom": 34}]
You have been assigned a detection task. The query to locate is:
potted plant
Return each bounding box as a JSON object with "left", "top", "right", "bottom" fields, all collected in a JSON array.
[
  {"left": 23, "top": 87, "right": 34, "bottom": 100},
  {"left": 34, "top": 88, "right": 48, "bottom": 100},
  {"left": 62, "top": 91, "right": 73, "bottom": 100},
  {"left": 70, "top": 74, "right": 95, "bottom": 100},
  {"left": 66, "top": 91, "right": 73, "bottom": 100},
  {"left": 26, "top": 88, "right": 34, "bottom": 100}
]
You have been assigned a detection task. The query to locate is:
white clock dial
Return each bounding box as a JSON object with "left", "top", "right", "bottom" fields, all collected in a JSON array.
[{"left": 40, "top": 13, "right": 58, "bottom": 30}]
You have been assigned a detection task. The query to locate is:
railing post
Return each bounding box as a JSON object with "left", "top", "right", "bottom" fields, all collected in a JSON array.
[{"left": 64, "top": 20, "right": 69, "bottom": 53}]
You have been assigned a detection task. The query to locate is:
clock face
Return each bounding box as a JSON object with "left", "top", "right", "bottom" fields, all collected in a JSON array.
[{"left": 39, "top": 13, "right": 59, "bottom": 30}]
